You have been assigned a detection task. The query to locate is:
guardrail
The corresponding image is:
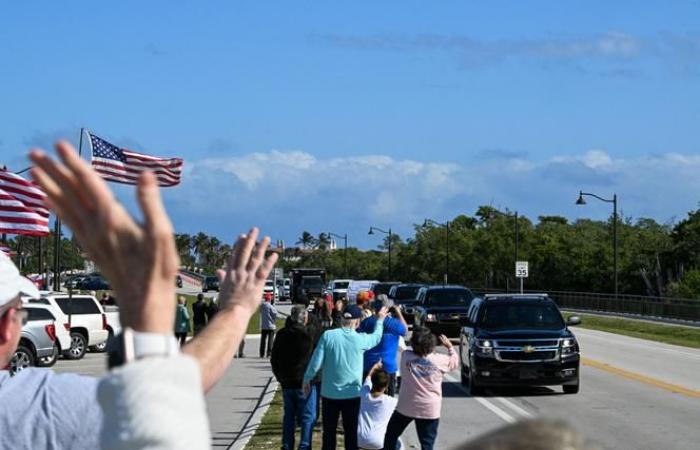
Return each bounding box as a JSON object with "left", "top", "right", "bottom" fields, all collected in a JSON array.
[{"left": 471, "top": 288, "right": 700, "bottom": 322}]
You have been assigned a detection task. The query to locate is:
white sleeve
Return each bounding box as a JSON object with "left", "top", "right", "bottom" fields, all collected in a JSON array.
[{"left": 97, "top": 355, "right": 210, "bottom": 450}]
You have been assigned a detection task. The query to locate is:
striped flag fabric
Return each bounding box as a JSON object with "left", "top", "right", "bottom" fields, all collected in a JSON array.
[
  {"left": 0, "top": 169, "right": 50, "bottom": 236},
  {"left": 88, "top": 131, "right": 183, "bottom": 187},
  {"left": 0, "top": 245, "right": 15, "bottom": 256}
]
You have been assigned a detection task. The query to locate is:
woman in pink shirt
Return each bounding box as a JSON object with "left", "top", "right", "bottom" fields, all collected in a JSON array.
[{"left": 382, "top": 327, "right": 458, "bottom": 450}]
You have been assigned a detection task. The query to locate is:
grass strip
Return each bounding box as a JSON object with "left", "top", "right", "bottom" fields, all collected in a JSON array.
[
  {"left": 567, "top": 313, "right": 700, "bottom": 349},
  {"left": 244, "top": 388, "right": 344, "bottom": 449}
]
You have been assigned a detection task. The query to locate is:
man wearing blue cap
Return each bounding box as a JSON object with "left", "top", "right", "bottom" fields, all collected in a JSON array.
[{"left": 303, "top": 303, "right": 388, "bottom": 450}]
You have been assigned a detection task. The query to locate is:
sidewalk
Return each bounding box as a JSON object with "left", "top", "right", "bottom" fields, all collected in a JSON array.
[{"left": 207, "top": 336, "right": 278, "bottom": 449}]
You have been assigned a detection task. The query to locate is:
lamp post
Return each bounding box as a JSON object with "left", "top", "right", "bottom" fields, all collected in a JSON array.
[
  {"left": 423, "top": 218, "right": 450, "bottom": 285},
  {"left": 368, "top": 226, "right": 392, "bottom": 280},
  {"left": 576, "top": 191, "right": 618, "bottom": 299},
  {"left": 328, "top": 231, "right": 348, "bottom": 278}
]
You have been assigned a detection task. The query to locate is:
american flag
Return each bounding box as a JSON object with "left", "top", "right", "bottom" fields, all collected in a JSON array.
[
  {"left": 88, "top": 131, "right": 183, "bottom": 187},
  {"left": 0, "top": 245, "right": 15, "bottom": 256},
  {"left": 0, "top": 169, "right": 50, "bottom": 236}
]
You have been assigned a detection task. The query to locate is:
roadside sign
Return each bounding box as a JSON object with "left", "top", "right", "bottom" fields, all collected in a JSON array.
[{"left": 515, "top": 261, "right": 529, "bottom": 278}]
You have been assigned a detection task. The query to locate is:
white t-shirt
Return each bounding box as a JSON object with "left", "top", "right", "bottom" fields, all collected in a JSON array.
[{"left": 357, "top": 377, "right": 398, "bottom": 449}]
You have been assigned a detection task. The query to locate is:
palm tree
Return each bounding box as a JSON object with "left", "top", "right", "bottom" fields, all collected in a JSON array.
[
  {"left": 192, "top": 232, "right": 210, "bottom": 265},
  {"left": 318, "top": 233, "right": 331, "bottom": 250},
  {"left": 296, "top": 231, "right": 317, "bottom": 250},
  {"left": 175, "top": 233, "right": 193, "bottom": 266}
]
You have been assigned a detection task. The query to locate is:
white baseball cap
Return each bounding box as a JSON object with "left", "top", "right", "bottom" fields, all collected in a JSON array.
[{"left": 0, "top": 251, "right": 40, "bottom": 308}]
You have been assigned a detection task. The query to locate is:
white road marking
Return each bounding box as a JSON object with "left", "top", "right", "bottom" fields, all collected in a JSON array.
[
  {"left": 444, "top": 373, "right": 516, "bottom": 424},
  {"left": 575, "top": 328, "right": 700, "bottom": 360},
  {"left": 495, "top": 397, "right": 533, "bottom": 418}
]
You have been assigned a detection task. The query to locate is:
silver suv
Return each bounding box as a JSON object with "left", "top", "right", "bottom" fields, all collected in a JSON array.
[{"left": 12, "top": 304, "right": 57, "bottom": 373}]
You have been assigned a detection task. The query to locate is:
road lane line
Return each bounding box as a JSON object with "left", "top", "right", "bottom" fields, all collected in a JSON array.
[
  {"left": 495, "top": 397, "right": 534, "bottom": 418},
  {"left": 444, "top": 373, "right": 516, "bottom": 424},
  {"left": 576, "top": 329, "right": 700, "bottom": 360},
  {"left": 582, "top": 357, "right": 700, "bottom": 399}
]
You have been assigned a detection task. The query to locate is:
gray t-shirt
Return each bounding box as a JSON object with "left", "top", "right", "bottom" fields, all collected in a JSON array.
[
  {"left": 260, "top": 302, "right": 278, "bottom": 330},
  {"left": 0, "top": 368, "right": 101, "bottom": 449}
]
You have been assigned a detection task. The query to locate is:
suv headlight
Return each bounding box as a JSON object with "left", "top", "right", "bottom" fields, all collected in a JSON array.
[
  {"left": 475, "top": 339, "right": 494, "bottom": 357},
  {"left": 425, "top": 313, "right": 437, "bottom": 322},
  {"left": 561, "top": 338, "right": 577, "bottom": 356}
]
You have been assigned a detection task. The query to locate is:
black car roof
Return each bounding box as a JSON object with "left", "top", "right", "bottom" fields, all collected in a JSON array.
[
  {"left": 425, "top": 285, "right": 471, "bottom": 291},
  {"left": 484, "top": 294, "right": 550, "bottom": 302}
]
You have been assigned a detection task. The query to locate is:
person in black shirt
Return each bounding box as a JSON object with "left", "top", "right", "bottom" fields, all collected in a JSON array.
[{"left": 192, "top": 293, "right": 208, "bottom": 335}]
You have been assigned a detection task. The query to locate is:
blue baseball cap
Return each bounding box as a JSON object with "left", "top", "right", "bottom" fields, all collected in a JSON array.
[{"left": 343, "top": 305, "right": 363, "bottom": 319}]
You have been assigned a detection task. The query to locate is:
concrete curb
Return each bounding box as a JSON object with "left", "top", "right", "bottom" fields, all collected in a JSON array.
[{"left": 229, "top": 376, "right": 279, "bottom": 450}]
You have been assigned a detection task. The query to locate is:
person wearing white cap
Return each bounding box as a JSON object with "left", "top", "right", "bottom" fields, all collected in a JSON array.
[{"left": 0, "top": 250, "right": 105, "bottom": 449}]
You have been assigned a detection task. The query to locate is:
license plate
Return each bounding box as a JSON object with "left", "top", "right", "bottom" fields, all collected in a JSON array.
[{"left": 520, "top": 368, "right": 538, "bottom": 379}]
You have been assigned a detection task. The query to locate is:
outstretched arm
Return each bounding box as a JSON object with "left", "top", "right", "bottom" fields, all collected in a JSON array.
[{"left": 183, "top": 229, "right": 277, "bottom": 391}]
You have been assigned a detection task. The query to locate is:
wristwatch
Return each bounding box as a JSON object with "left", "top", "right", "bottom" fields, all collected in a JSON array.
[{"left": 108, "top": 327, "right": 180, "bottom": 369}]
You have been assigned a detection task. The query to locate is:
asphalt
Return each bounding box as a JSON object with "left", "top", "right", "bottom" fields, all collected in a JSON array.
[{"left": 398, "top": 327, "right": 700, "bottom": 450}]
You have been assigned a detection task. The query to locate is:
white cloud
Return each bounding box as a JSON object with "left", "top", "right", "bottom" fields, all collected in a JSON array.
[{"left": 168, "top": 148, "right": 700, "bottom": 247}]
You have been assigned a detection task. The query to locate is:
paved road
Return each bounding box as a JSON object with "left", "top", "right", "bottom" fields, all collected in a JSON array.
[{"left": 400, "top": 328, "right": 700, "bottom": 450}]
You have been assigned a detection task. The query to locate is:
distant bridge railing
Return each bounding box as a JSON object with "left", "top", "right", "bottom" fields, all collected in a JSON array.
[{"left": 470, "top": 288, "right": 700, "bottom": 322}]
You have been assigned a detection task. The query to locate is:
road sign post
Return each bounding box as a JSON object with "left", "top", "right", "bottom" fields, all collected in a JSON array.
[{"left": 515, "top": 261, "right": 529, "bottom": 294}]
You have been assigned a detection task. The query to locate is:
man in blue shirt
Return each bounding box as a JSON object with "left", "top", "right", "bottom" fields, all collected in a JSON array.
[
  {"left": 357, "top": 294, "right": 408, "bottom": 397},
  {"left": 303, "top": 304, "right": 388, "bottom": 450}
]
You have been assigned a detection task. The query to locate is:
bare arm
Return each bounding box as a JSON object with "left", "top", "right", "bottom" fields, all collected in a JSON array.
[{"left": 183, "top": 229, "right": 277, "bottom": 392}]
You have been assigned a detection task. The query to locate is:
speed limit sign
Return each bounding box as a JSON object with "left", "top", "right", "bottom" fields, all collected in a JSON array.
[{"left": 515, "top": 261, "right": 529, "bottom": 278}]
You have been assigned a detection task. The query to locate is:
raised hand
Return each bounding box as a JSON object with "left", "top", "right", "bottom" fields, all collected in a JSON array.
[
  {"left": 438, "top": 334, "right": 453, "bottom": 349},
  {"left": 215, "top": 229, "right": 278, "bottom": 314},
  {"left": 376, "top": 306, "right": 389, "bottom": 320},
  {"left": 30, "top": 142, "right": 179, "bottom": 334}
]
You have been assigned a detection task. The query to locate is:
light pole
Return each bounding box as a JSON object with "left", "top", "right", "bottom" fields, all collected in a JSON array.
[
  {"left": 328, "top": 231, "right": 348, "bottom": 278},
  {"left": 576, "top": 191, "right": 618, "bottom": 299},
  {"left": 423, "top": 219, "right": 450, "bottom": 285},
  {"left": 368, "top": 226, "right": 392, "bottom": 280}
]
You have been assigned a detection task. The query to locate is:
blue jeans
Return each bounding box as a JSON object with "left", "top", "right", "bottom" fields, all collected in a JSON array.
[
  {"left": 282, "top": 386, "right": 317, "bottom": 450},
  {"left": 383, "top": 411, "right": 439, "bottom": 450}
]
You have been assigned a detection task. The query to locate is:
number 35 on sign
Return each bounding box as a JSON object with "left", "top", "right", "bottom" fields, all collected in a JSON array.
[{"left": 515, "top": 261, "right": 529, "bottom": 278}]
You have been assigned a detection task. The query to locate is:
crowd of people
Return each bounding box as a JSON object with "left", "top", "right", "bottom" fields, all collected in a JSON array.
[
  {"left": 0, "top": 140, "right": 596, "bottom": 450},
  {"left": 270, "top": 291, "right": 456, "bottom": 450}
]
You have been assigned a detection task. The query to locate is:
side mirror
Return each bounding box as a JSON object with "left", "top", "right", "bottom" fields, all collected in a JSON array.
[{"left": 567, "top": 316, "right": 581, "bottom": 326}]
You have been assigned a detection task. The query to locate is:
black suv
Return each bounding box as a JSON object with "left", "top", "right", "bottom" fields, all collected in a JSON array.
[
  {"left": 413, "top": 286, "right": 475, "bottom": 337},
  {"left": 459, "top": 294, "right": 581, "bottom": 395},
  {"left": 202, "top": 276, "right": 220, "bottom": 292},
  {"left": 388, "top": 284, "right": 426, "bottom": 325},
  {"left": 370, "top": 282, "right": 401, "bottom": 298}
]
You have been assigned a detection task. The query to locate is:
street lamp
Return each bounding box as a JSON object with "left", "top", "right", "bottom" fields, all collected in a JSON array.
[
  {"left": 327, "top": 231, "right": 348, "bottom": 278},
  {"left": 488, "top": 209, "right": 520, "bottom": 292},
  {"left": 576, "top": 191, "right": 619, "bottom": 299},
  {"left": 423, "top": 218, "right": 450, "bottom": 285},
  {"left": 368, "top": 226, "right": 392, "bottom": 280}
]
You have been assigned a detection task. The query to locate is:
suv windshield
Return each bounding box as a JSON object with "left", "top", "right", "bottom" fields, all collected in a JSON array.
[
  {"left": 372, "top": 283, "right": 396, "bottom": 296},
  {"left": 479, "top": 302, "right": 565, "bottom": 330},
  {"left": 393, "top": 286, "right": 421, "bottom": 301},
  {"left": 333, "top": 282, "right": 349, "bottom": 289},
  {"left": 425, "top": 289, "right": 473, "bottom": 307},
  {"left": 302, "top": 277, "right": 323, "bottom": 288}
]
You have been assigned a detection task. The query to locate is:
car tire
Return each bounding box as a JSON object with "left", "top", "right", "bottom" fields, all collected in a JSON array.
[
  {"left": 460, "top": 366, "right": 470, "bottom": 386},
  {"left": 90, "top": 332, "right": 111, "bottom": 353},
  {"left": 468, "top": 366, "right": 486, "bottom": 396},
  {"left": 64, "top": 332, "right": 87, "bottom": 360},
  {"left": 563, "top": 378, "right": 580, "bottom": 394},
  {"left": 37, "top": 345, "right": 59, "bottom": 367},
  {"left": 11, "top": 345, "right": 35, "bottom": 373}
]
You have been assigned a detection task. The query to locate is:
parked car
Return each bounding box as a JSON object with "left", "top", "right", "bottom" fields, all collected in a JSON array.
[
  {"left": 346, "top": 280, "right": 379, "bottom": 304},
  {"left": 264, "top": 279, "right": 279, "bottom": 301},
  {"left": 27, "top": 293, "right": 109, "bottom": 360},
  {"left": 370, "top": 282, "right": 401, "bottom": 298},
  {"left": 11, "top": 304, "right": 57, "bottom": 373},
  {"left": 388, "top": 283, "right": 426, "bottom": 325},
  {"left": 459, "top": 294, "right": 581, "bottom": 395},
  {"left": 21, "top": 296, "right": 72, "bottom": 364},
  {"left": 64, "top": 275, "right": 87, "bottom": 290},
  {"left": 96, "top": 305, "right": 121, "bottom": 353},
  {"left": 202, "top": 276, "right": 220, "bottom": 292},
  {"left": 413, "top": 285, "right": 475, "bottom": 337},
  {"left": 283, "top": 278, "right": 291, "bottom": 300},
  {"left": 75, "top": 275, "right": 111, "bottom": 291}
]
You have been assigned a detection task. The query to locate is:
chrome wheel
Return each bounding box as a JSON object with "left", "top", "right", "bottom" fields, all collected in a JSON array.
[{"left": 11, "top": 347, "right": 34, "bottom": 374}]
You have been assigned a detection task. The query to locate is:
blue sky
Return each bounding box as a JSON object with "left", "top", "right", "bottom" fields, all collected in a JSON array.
[{"left": 1, "top": 1, "right": 699, "bottom": 248}]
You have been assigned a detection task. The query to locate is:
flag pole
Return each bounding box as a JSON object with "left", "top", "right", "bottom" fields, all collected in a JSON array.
[{"left": 53, "top": 128, "right": 84, "bottom": 291}]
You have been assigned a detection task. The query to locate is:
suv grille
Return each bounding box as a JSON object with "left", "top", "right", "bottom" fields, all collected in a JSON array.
[{"left": 493, "top": 338, "right": 561, "bottom": 363}]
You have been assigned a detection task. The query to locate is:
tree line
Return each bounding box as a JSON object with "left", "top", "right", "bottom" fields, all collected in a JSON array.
[{"left": 3, "top": 204, "right": 699, "bottom": 298}]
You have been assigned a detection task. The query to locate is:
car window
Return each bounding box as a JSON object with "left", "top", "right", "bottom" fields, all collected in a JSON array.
[
  {"left": 26, "top": 307, "right": 55, "bottom": 321},
  {"left": 478, "top": 302, "right": 565, "bottom": 330},
  {"left": 55, "top": 297, "right": 101, "bottom": 315},
  {"left": 425, "top": 289, "right": 474, "bottom": 307},
  {"left": 334, "top": 281, "right": 349, "bottom": 289},
  {"left": 394, "top": 286, "right": 421, "bottom": 300}
]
